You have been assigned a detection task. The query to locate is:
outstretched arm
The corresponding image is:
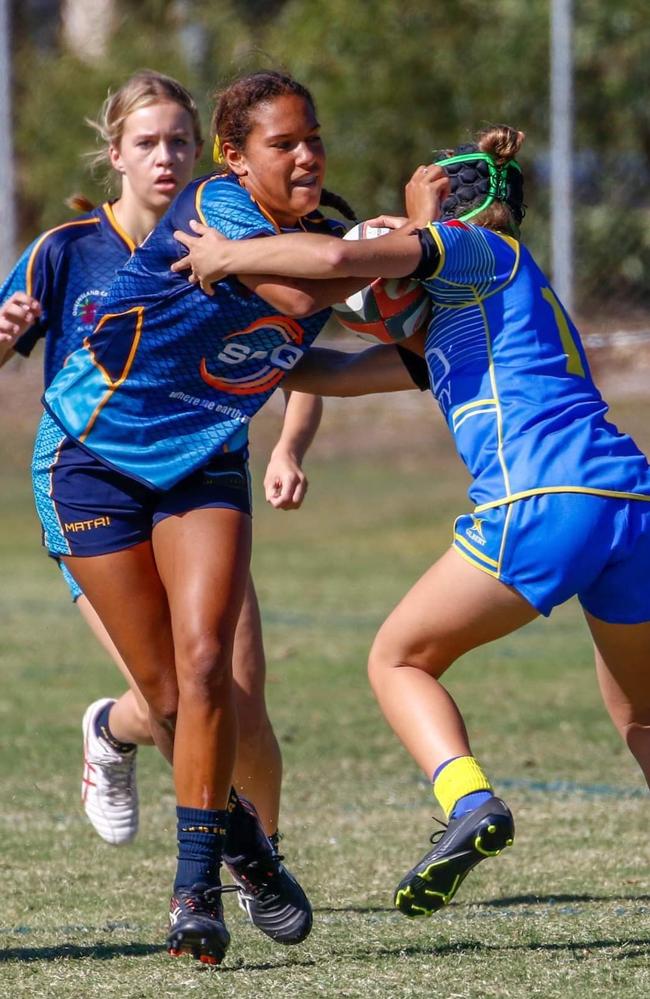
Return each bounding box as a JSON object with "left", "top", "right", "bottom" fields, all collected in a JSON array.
[
  {"left": 282, "top": 337, "right": 426, "bottom": 398},
  {"left": 263, "top": 390, "right": 323, "bottom": 509},
  {"left": 173, "top": 222, "right": 422, "bottom": 286},
  {"left": 171, "top": 166, "right": 449, "bottom": 290}
]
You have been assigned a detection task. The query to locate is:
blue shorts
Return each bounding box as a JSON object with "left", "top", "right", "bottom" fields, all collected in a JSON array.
[
  {"left": 453, "top": 491, "right": 650, "bottom": 623},
  {"left": 33, "top": 415, "right": 252, "bottom": 558}
]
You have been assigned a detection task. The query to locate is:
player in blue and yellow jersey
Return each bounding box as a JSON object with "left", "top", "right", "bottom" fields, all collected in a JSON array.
[
  {"left": 3, "top": 71, "right": 330, "bottom": 955},
  {"left": 30, "top": 70, "right": 410, "bottom": 965},
  {"left": 172, "top": 124, "right": 650, "bottom": 923}
]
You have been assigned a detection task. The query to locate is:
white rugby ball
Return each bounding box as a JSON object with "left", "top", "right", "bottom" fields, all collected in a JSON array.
[{"left": 332, "top": 221, "right": 430, "bottom": 344}]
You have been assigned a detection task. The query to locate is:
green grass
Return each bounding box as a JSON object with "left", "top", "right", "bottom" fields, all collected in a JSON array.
[{"left": 0, "top": 382, "right": 648, "bottom": 998}]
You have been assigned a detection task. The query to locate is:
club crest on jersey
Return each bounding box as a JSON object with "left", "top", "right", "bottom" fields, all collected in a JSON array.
[
  {"left": 72, "top": 289, "right": 107, "bottom": 328},
  {"left": 466, "top": 516, "right": 486, "bottom": 546},
  {"left": 200, "top": 316, "right": 305, "bottom": 395}
]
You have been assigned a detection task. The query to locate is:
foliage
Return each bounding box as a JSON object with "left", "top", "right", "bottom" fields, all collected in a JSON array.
[{"left": 8, "top": 0, "right": 650, "bottom": 314}]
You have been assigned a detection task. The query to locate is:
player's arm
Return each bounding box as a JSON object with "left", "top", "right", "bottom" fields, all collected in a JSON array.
[
  {"left": 236, "top": 273, "right": 370, "bottom": 318},
  {"left": 0, "top": 292, "right": 42, "bottom": 368},
  {"left": 173, "top": 221, "right": 423, "bottom": 285},
  {"left": 282, "top": 334, "right": 427, "bottom": 397},
  {"left": 263, "top": 390, "right": 323, "bottom": 509}
]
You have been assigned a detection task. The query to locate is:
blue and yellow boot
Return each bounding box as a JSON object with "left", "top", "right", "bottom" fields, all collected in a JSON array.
[{"left": 394, "top": 756, "right": 514, "bottom": 917}]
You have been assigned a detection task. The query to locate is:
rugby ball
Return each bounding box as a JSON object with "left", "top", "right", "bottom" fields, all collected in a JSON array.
[{"left": 332, "top": 221, "right": 430, "bottom": 344}]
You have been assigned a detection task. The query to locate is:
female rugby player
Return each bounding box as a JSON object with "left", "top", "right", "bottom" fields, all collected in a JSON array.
[
  {"left": 172, "top": 124, "right": 650, "bottom": 920},
  {"left": 0, "top": 70, "right": 322, "bottom": 908},
  {"left": 29, "top": 70, "right": 409, "bottom": 964}
]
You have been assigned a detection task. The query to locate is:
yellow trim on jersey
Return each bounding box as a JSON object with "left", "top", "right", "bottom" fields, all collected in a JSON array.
[
  {"left": 451, "top": 397, "right": 497, "bottom": 430},
  {"left": 25, "top": 217, "right": 99, "bottom": 295},
  {"left": 103, "top": 202, "right": 137, "bottom": 253},
  {"left": 453, "top": 532, "right": 499, "bottom": 567},
  {"left": 194, "top": 175, "right": 283, "bottom": 234},
  {"left": 79, "top": 306, "right": 145, "bottom": 442},
  {"left": 422, "top": 227, "right": 520, "bottom": 309},
  {"left": 194, "top": 176, "right": 214, "bottom": 225},
  {"left": 474, "top": 485, "right": 650, "bottom": 514},
  {"left": 452, "top": 543, "right": 500, "bottom": 579},
  {"left": 424, "top": 223, "right": 446, "bottom": 279}
]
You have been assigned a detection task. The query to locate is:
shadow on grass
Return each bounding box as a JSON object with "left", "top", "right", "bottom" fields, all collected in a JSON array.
[
  {"left": 477, "top": 893, "right": 650, "bottom": 907},
  {"left": 1, "top": 936, "right": 647, "bottom": 969},
  {"left": 315, "top": 905, "right": 394, "bottom": 914},
  {"left": 362, "top": 938, "right": 650, "bottom": 960},
  {"left": 316, "top": 892, "right": 650, "bottom": 915},
  {"left": 0, "top": 942, "right": 164, "bottom": 962}
]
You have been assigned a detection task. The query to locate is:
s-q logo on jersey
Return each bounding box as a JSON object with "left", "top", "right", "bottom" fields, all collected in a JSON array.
[
  {"left": 199, "top": 316, "right": 305, "bottom": 396},
  {"left": 466, "top": 516, "right": 487, "bottom": 546}
]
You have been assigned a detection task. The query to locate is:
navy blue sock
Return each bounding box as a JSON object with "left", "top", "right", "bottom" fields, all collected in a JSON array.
[
  {"left": 94, "top": 701, "right": 136, "bottom": 753},
  {"left": 223, "top": 788, "right": 267, "bottom": 862},
  {"left": 450, "top": 790, "right": 494, "bottom": 820},
  {"left": 174, "top": 806, "right": 229, "bottom": 891}
]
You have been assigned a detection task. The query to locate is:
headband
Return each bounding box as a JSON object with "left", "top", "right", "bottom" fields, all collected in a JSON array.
[{"left": 433, "top": 144, "right": 524, "bottom": 225}]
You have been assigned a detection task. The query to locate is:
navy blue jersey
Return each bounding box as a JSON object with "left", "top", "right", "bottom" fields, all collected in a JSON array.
[
  {"left": 0, "top": 203, "right": 134, "bottom": 387},
  {"left": 45, "top": 173, "right": 344, "bottom": 490}
]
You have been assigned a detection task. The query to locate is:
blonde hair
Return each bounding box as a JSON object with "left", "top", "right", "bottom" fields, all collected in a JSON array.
[{"left": 86, "top": 69, "right": 202, "bottom": 180}]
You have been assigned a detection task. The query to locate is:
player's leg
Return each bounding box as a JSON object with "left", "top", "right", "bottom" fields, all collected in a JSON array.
[
  {"left": 226, "top": 573, "right": 309, "bottom": 942},
  {"left": 77, "top": 594, "right": 153, "bottom": 744},
  {"left": 153, "top": 506, "right": 251, "bottom": 960},
  {"left": 368, "top": 546, "right": 538, "bottom": 916},
  {"left": 63, "top": 544, "right": 179, "bottom": 761},
  {"left": 584, "top": 613, "right": 650, "bottom": 787},
  {"left": 64, "top": 544, "right": 179, "bottom": 847},
  {"left": 153, "top": 505, "right": 311, "bottom": 951},
  {"left": 231, "top": 574, "right": 283, "bottom": 836}
]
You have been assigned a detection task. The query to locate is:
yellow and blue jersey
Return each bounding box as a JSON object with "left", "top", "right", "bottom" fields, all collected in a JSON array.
[
  {"left": 418, "top": 219, "right": 650, "bottom": 511},
  {"left": 44, "top": 172, "right": 343, "bottom": 491},
  {"left": 0, "top": 203, "right": 135, "bottom": 387}
]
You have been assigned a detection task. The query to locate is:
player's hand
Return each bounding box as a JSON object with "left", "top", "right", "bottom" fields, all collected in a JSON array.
[
  {"left": 171, "top": 220, "right": 230, "bottom": 294},
  {"left": 263, "top": 449, "right": 308, "bottom": 510},
  {"left": 365, "top": 214, "right": 410, "bottom": 231},
  {"left": 0, "top": 292, "right": 41, "bottom": 344},
  {"left": 405, "top": 164, "right": 450, "bottom": 226}
]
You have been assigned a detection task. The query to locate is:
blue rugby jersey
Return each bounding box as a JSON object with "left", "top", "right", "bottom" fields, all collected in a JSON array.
[
  {"left": 0, "top": 203, "right": 135, "bottom": 387},
  {"left": 44, "top": 173, "right": 344, "bottom": 490},
  {"left": 419, "top": 220, "right": 650, "bottom": 510}
]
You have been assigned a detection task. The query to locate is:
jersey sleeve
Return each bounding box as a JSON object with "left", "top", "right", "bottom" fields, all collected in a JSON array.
[
  {"left": 0, "top": 237, "right": 53, "bottom": 357},
  {"left": 420, "top": 221, "right": 520, "bottom": 306},
  {"left": 195, "top": 175, "right": 277, "bottom": 240}
]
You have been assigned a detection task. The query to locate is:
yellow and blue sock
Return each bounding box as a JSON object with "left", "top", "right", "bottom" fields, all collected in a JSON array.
[
  {"left": 433, "top": 756, "right": 494, "bottom": 820},
  {"left": 174, "top": 806, "right": 229, "bottom": 891}
]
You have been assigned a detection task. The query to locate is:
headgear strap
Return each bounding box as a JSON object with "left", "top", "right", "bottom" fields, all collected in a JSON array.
[{"left": 433, "top": 144, "right": 524, "bottom": 225}]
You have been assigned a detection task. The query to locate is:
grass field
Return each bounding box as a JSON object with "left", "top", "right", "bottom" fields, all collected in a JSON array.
[{"left": 1, "top": 363, "right": 649, "bottom": 998}]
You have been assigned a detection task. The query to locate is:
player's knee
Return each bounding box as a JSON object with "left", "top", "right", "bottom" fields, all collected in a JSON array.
[
  {"left": 368, "top": 625, "right": 454, "bottom": 690},
  {"left": 176, "top": 633, "right": 232, "bottom": 702},
  {"left": 144, "top": 683, "right": 178, "bottom": 731}
]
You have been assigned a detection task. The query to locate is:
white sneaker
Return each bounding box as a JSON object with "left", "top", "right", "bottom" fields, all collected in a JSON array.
[{"left": 81, "top": 698, "right": 139, "bottom": 845}]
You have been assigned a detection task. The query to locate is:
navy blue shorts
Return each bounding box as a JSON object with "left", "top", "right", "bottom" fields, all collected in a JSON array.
[{"left": 33, "top": 413, "right": 251, "bottom": 558}]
